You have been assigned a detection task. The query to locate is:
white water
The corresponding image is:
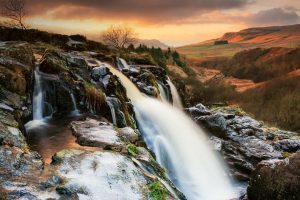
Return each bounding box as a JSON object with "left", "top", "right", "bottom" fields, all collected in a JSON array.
[
  {"left": 33, "top": 67, "right": 44, "bottom": 120},
  {"left": 157, "top": 82, "right": 169, "bottom": 103},
  {"left": 117, "top": 57, "right": 130, "bottom": 70},
  {"left": 100, "top": 59, "right": 237, "bottom": 200},
  {"left": 70, "top": 92, "right": 80, "bottom": 116},
  {"left": 167, "top": 78, "right": 183, "bottom": 109},
  {"left": 106, "top": 97, "right": 117, "bottom": 125}
]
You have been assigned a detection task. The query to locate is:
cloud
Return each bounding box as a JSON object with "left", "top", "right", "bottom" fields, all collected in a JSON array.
[
  {"left": 246, "top": 8, "right": 300, "bottom": 26},
  {"left": 25, "top": 0, "right": 251, "bottom": 23}
]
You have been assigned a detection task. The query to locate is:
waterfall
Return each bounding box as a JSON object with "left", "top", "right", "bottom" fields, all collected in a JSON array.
[
  {"left": 106, "top": 97, "right": 117, "bottom": 125},
  {"left": 117, "top": 57, "right": 130, "bottom": 70},
  {"left": 26, "top": 66, "right": 58, "bottom": 129},
  {"left": 157, "top": 82, "right": 169, "bottom": 103},
  {"left": 32, "top": 67, "right": 44, "bottom": 120},
  {"left": 167, "top": 78, "right": 183, "bottom": 109},
  {"left": 70, "top": 92, "right": 80, "bottom": 116},
  {"left": 100, "top": 60, "right": 237, "bottom": 200}
]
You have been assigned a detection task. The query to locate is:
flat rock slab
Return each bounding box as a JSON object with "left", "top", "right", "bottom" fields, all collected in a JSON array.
[
  {"left": 52, "top": 149, "right": 149, "bottom": 200},
  {"left": 71, "top": 118, "right": 133, "bottom": 150}
]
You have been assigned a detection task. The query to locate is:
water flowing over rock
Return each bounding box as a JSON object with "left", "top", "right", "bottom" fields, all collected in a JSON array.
[{"left": 52, "top": 150, "right": 150, "bottom": 200}]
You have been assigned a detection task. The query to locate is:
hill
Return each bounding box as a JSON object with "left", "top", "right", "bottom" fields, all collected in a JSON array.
[
  {"left": 177, "top": 24, "right": 300, "bottom": 60},
  {"left": 135, "top": 39, "right": 169, "bottom": 49}
]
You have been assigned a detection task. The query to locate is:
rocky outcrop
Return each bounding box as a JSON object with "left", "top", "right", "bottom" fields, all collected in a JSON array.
[
  {"left": 70, "top": 118, "right": 138, "bottom": 151},
  {"left": 187, "top": 104, "right": 300, "bottom": 181},
  {"left": 247, "top": 152, "right": 300, "bottom": 200}
]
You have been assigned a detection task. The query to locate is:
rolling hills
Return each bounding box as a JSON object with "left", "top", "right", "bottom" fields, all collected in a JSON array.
[{"left": 177, "top": 24, "right": 300, "bottom": 60}]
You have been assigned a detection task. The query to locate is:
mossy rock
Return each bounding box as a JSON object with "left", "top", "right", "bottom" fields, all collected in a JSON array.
[
  {"left": 149, "top": 181, "right": 168, "bottom": 200},
  {"left": 40, "top": 49, "right": 69, "bottom": 74}
]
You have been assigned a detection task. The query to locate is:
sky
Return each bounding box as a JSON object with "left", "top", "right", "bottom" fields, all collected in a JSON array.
[{"left": 10, "top": 0, "right": 300, "bottom": 46}]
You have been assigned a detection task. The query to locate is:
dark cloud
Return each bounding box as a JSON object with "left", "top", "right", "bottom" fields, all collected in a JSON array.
[
  {"left": 246, "top": 8, "right": 300, "bottom": 26},
  {"left": 24, "top": 0, "right": 251, "bottom": 23}
]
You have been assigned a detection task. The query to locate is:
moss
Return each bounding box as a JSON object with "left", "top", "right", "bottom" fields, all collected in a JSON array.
[
  {"left": 282, "top": 152, "right": 291, "bottom": 158},
  {"left": 127, "top": 144, "right": 139, "bottom": 156},
  {"left": 148, "top": 181, "right": 168, "bottom": 200}
]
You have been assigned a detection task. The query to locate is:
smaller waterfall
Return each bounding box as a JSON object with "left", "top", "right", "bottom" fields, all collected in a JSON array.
[
  {"left": 117, "top": 57, "right": 130, "bottom": 70},
  {"left": 70, "top": 92, "right": 80, "bottom": 116},
  {"left": 167, "top": 78, "right": 183, "bottom": 109},
  {"left": 157, "top": 82, "right": 169, "bottom": 103},
  {"left": 106, "top": 97, "right": 117, "bottom": 125},
  {"left": 32, "top": 67, "right": 44, "bottom": 120}
]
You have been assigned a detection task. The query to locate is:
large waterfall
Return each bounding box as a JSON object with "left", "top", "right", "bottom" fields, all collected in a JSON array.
[{"left": 104, "top": 61, "right": 237, "bottom": 200}]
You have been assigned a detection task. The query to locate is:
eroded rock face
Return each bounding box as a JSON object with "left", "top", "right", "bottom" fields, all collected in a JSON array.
[
  {"left": 188, "top": 104, "right": 300, "bottom": 181},
  {"left": 52, "top": 150, "right": 149, "bottom": 200},
  {"left": 247, "top": 153, "right": 300, "bottom": 200}
]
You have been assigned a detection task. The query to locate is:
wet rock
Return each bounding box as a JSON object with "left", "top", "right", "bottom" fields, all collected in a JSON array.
[
  {"left": 188, "top": 104, "right": 298, "bottom": 181},
  {"left": 247, "top": 153, "right": 300, "bottom": 200},
  {"left": 40, "top": 50, "right": 68, "bottom": 74},
  {"left": 52, "top": 149, "right": 149, "bottom": 199},
  {"left": 187, "top": 103, "right": 211, "bottom": 118},
  {"left": 91, "top": 65, "right": 109, "bottom": 81},
  {"left": 273, "top": 139, "right": 300, "bottom": 152},
  {"left": 119, "top": 127, "right": 139, "bottom": 143},
  {"left": 70, "top": 118, "right": 137, "bottom": 151}
]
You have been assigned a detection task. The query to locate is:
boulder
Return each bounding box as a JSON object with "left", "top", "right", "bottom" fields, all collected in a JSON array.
[
  {"left": 247, "top": 153, "right": 300, "bottom": 200},
  {"left": 70, "top": 118, "right": 138, "bottom": 151},
  {"left": 40, "top": 50, "right": 68, "bottom": 74}
]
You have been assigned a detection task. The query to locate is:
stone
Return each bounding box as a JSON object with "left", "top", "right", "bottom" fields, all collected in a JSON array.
[
  {"left": 52, "top": 150, "right": 149, "bottom": 200},
  {"left": 71, "top": 118, "right": 125, "bottom": 150},
  {"left": 247, "top": 153, "right": 300, "bottom": 200}
]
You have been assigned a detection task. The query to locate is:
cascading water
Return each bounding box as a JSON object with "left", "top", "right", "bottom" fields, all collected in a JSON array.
[
  {"left": 117, "top": 57, "right": 130, "bottom": 70},
  {"left": 157, "top": 82, "right": 169, "bottom": 103},
  {"left": 106, "top": 97, "right": 117, "bottom": 125},
  {"left": 70, "top": 92, "right": 80, "bottom": 116},
  {"left": 100, "top": 60, "right": 237, "bottom": 200},
  {"left": 32, "top": 67, "right": 44, "bottom": 120},
  {"left": 167, "top": 77, "right": 183, "bottom": 109}
]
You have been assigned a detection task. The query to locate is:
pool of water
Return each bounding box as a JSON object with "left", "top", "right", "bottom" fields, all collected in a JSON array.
[{"left": 26, "top": 115, "right": 101, "bottom": 164}]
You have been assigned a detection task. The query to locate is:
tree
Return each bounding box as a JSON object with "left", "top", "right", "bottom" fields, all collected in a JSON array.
[
  {"left": 101, "top": 25, "right": 137, "bottom": 49},
  {"left": 1, "top": 0, "right": 26, "bottom": 29}
]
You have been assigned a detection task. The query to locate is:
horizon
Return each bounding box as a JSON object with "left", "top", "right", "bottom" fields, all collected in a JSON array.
[{"left": 1, "top": 0, "right": 300, "bottom": 46}]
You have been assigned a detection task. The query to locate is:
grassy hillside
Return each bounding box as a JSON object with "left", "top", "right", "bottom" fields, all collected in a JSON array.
[
  {"left": 199, "top": 47, "right": 300, "bottom": 82},
  {"left": 177, "top": 24, "right": 300, "bottom": 60}
]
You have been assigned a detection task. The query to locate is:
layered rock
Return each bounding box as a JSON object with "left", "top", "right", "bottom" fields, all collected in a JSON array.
[{"left": 187, "top": 104, "right": 300, "bottom": 181}]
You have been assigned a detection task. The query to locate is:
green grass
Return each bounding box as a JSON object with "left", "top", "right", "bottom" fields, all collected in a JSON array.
[{"left": 177, "top": 42, "right": 247, "bottom": 60}]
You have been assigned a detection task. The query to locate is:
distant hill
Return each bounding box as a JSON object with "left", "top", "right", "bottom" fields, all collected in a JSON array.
[
  {"left": 135, "top": 39, "right": 169, "bottom": 49},
  {"left": 178, "top": 24, "right": 300, "bottom": 60}
]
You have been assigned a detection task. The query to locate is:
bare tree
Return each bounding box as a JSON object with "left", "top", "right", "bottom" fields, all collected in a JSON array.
[
  {"left": 1, "top": 0, "right": 26, "bottom": 29},
  {"left": 101, "top": 25, "right": 137, "bottom": 49}
]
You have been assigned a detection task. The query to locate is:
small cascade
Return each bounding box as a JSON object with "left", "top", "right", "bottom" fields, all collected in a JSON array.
[
  {"left": 32, "top": 67, "right": 44, "bottom": 121},
  {"left": 167, "top": 78, "right": 183, "bottom": 109},
  {"left": 117, "top": 57, "right": 130, "bottom": 70},
  {"left": 97, "top": 59, "right": 237, "bottom": 200},
  {"left": 106, "top": 97, "right": 117, "bottom": 125},
  {"left": 26, "top": 66, "right": 59, "bottom": 129},
  {"left": 157, "top": 82, "right": 169, "bottom": 103},
  {"left": 70, "top": 92, "right": 80, "bottom": 116}
]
